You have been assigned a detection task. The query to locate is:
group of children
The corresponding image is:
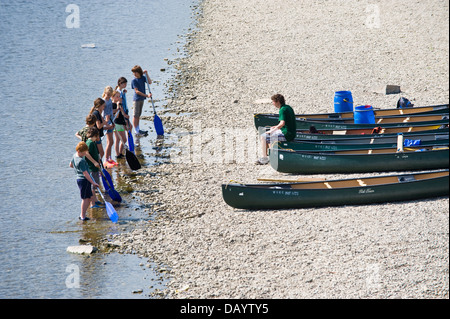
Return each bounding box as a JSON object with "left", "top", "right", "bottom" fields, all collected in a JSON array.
[{"left": 70, "top": 65, "right": 152, "bottom": 221}]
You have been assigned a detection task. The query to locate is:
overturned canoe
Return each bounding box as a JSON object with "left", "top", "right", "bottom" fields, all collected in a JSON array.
[
  {"left": 254, "top": 104, "right": 449, "bottom": 128},
  {"left": 268, "top": 146, "right": 449, "bottom": 174},
  {"left": 222, "top": 170, "right": 449, "bottom": 209}
]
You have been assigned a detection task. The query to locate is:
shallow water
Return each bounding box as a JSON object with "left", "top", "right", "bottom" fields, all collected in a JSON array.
[{"left": 0, "top": 0, "right": 197, "bottom": 298}]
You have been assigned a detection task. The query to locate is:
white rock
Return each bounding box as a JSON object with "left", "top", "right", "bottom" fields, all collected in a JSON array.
[{"left": 66, "top": 245, "right": 97, "bottom": 254}]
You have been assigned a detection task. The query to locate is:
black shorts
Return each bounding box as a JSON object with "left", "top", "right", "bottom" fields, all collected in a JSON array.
[{"left": 77, "top": 179, "right": 93, "bottom": 199}]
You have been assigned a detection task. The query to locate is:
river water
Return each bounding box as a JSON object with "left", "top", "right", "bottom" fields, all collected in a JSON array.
[{"left": 0, "top": 0, "right": 197, "bottom": 298}]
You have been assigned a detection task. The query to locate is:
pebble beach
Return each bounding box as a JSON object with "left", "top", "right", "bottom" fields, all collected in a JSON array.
[{"left": 105, "top": 0, "right": 449, "bottom": 298}]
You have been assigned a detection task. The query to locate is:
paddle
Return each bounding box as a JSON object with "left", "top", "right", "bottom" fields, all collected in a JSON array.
[
  {"left": 116, "top": 130, "right": 141, "bottom": 170},
  {"left": 98, "top": 161, "right": 122, "bottom": 202},
  {"left": 145, "top": 73, "right": 164, "bottom": 136},
  {"left": 89, "top": 173, "right": 119, "bottom": 223},
  {"left": 96, "top": 186, "right": 119, "bottom": 223},
  {"left": 127, "top": 120, "right": 135, "bottom": 153}
]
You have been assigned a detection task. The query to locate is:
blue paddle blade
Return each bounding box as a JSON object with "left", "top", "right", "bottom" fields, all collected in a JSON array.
[
  {"left": 107, "top": 188, "right": 122, "bottom": 203},
  {"left": 154, "top": 115, "right": 164, "bottom": 136},
  {"left": 128, "top": 130, "right": 135, "bottom": 153},
  {"left": 103, "top": 168, "right": 115, "bottom": 191},
  {"left": 105, "top": 202, "right": 119, "bottom": 223},
  {"left": 101, "top": 171, "right": 110, "bottom": 191}
]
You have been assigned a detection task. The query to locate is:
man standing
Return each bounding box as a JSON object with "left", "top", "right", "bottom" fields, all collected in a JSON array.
[{"left": 256, "top": 94, "right": 296, "bottom": 165}]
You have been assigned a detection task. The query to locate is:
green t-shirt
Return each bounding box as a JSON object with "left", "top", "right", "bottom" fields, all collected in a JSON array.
[
  {"left": 71, "top": 153, "right": 89, "bottom": 180},
  {"left": 279, "top": 104, "right": 296, "bottom": 141},
  {"left": 86, "top": 138, "right": 99, "bottom": 172}
]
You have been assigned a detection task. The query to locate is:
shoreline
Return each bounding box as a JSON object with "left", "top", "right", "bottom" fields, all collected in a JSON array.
[{"left": 105, "top": 0, "right": 449, "bottom": 298}]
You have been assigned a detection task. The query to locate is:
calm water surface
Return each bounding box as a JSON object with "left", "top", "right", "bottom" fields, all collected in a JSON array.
[{"left": 0, "top": 0, "right": 197, "bottom": 298}]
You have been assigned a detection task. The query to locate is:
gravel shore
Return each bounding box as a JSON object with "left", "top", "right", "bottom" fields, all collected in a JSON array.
[{"left": 105, "top": 0, "right": 449, "bottom": 298}]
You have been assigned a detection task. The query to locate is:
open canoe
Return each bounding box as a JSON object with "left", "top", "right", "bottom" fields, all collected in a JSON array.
[
  {"left": 254, "top": 104, "right": 449, "bottom": 128},
  {"left": 268, "top": 146, "right": 449, "bottom": 174},
  {"left": 222, "top": 170, "right": 449, "bottom": 209},
  {"left": 294, "top": 124, "right": 447, "bottom": 140},
  {"left": 256, "top": 114, "right": 449, "bottom": 130},
  {"left": 293, "top": 129, "right": 449, "bottom": 142},
  {"left": 273, "top": 136, "right": 449, "bottom": 152}
]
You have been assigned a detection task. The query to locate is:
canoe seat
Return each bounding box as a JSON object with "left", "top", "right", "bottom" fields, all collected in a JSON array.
[{"left": 357, "top": 179, "right": 367, "bottom": 186}]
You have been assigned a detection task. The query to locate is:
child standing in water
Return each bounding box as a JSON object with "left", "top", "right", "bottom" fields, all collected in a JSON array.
[
  {"left": 69, "top": 141, "right": 100, "bottom": 221},
  {"left": 116, "top": 76, "right": 135, "bottom": 154},
  {"left": 85, "top": 127, "right": 103, "bottom": 208},
  {"left": 89, "top": 98, "right": 108, "bottom": 160},
  {"left": 102, "top": 86, "right": 116, "bottom": 166},
  {"left": 131, "top": 65, "right": 152, "bottom": 136},
  {"left": 112, "top": 90, "right": 129, "bottom": 159}
]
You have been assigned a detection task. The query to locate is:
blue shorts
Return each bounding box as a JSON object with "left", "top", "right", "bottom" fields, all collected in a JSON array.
[
  {"left": 77, "top": 179, "right": 93, "bottom": 199},
  {"left": 262, "top": 129, "right": 286, "bottom": 143}
]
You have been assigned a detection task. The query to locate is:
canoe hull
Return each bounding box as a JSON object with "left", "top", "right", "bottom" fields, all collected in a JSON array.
[
  {"left": 269, "top": 148, "right": 449, "bottom": 174},
  {"left": 292, "top": 132, "right": 448, "bottom": 144},
  {"left": 254, "top": 104, "right": 449, "bottom": 129},
  {"left": 222, "top": 172, "right": 449, "bottom": 209},
  {"left": 275, "top": 138, "right": 449, "bottom": 152},
  {"left": 295, "top": 118, "right": 448, "bottom": 130},
  {"left": 294, "top": 127, "right": 448, "bottom": 141}
]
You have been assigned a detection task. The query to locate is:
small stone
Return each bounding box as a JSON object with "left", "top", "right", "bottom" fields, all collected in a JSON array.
[{"left": 372, "top": 84, "right": 401, "bottom": 95}]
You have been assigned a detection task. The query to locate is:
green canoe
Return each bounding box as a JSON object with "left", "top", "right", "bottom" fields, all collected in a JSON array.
[
  {"left": 222, "top": 170, "right": 449, "bottom": 209},
  {"left": 255, "top": 113, "right": 449, "bottom": 130},
  {"left": 293, "top": 128, "right": 449, "bottom": 142},
  {"left": 274, "top": 136, "right": 449, "bottom": 152},
  {"left": 268, "top": 146, "right": 449, "bottom": 174},
  {"left": 254, "top": 104, "right": 449, "bottom": 129},
  {"left": 293, "top": 124, "right": 448, "bottom": 140}
]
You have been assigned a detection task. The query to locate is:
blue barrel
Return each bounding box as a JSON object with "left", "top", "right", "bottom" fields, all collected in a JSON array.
[
  {"left": 354, "top": 105, "right": 375, "bottom": 124},
  {"left": 334, "top": 91, "right": 353, "bottom": 113}
]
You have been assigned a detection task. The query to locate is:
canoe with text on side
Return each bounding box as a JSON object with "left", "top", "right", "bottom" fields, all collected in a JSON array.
[
  {"left": 268, "top": 146, "right": 449, "bottom": 174},
  {"left": 253, "top": 104, "right": 449, "bottom": 128},
  {"left": 272, "top": 136, "right": 449, "bottom": 152},
  {"left": 222, "top": 170, "right": 449, "bottom": 210},
  {"left": 256, "top": 115, "right": 449, "bottom": 131},
  {"left": 293, "top": 125, "right": 448, "bottom": 140},
  {"left": 292, "top": 130, "right": 449, "bottom": 143}
]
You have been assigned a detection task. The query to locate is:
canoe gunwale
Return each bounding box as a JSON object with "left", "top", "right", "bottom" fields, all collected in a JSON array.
[{"left": 224, "top": 170, "right": 449, "bottom": 190}]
